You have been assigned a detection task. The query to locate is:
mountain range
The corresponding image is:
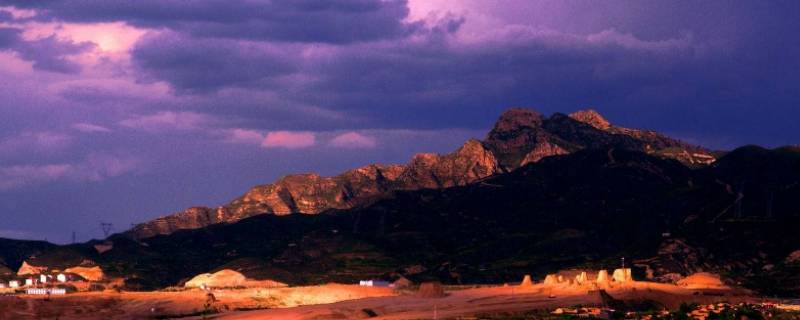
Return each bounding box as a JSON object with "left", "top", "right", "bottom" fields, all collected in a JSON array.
[
  {"left": 2, "top": 108, "right": 799, "bottom": 296},
  {"left": 127, "top": 108, "right": 716, "bottom": 239}
]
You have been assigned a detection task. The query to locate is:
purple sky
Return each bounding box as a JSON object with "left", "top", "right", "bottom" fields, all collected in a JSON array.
[{"left": 0, "top": 0, "right": 798, "bottom": 243}]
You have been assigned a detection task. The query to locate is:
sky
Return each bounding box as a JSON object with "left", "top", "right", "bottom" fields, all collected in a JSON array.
[{"left": 0, "top": 0, "right": 798, "bottom": 243}]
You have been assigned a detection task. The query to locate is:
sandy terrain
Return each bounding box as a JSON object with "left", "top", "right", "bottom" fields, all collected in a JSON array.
[
  {"left": 213, "top": 282, "right": 755, "bottom": 320},
  {"left": 0, "top": 281, "right": 755, "bottom": 320},
  {"left": 0, "top": 284, "right": 394, "bottom": 320}
]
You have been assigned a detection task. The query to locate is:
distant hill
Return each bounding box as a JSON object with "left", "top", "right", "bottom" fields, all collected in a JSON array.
[{"left": 2, "top": 108, "right": 798, "bottom": 296}]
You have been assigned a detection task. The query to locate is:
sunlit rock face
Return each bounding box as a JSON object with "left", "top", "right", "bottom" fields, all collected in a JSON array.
[
  {"left": 395, "top": 139, "right": 501, "bottom": 189},
  {"left": 568, "top": 109, "right": 611, "bottom": 130},
  {"left": 128, "top": 107, "right": 715, "bottom": 239},
  {"left": 17, "top": 261, "right": 47, "bottom": 276}
]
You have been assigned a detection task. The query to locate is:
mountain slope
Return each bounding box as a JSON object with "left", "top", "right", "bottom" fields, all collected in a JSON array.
[
  {"left": 3, "top": 146, "right": 798, "bottom": 295},
  {"left": 128, "top": 108, "right": 714, "bottom": 239}
]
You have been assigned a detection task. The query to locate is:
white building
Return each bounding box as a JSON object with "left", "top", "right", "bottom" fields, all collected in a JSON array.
[{"left": 359, "top": 280, "right": 391, "bottom": 287}]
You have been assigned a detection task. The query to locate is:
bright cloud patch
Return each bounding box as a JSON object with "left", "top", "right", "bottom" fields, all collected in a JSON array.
[
  {"left": 120, "top": 111, "right": 213, "bottom": 132},
  {"left": 71, "top": 122, "right": 111, "bottom": 133},
  {"left": 0, "top": 164, "right": 71, "bottom": 190},
  {"left": 329, "top": 132, "right": 377, "bottom": 148},
  {"left": 226, "top": 128, "right": 264, "bottom": 144},
  {"left": 262, "top": 131, "right": 315, "bottom": 149}
]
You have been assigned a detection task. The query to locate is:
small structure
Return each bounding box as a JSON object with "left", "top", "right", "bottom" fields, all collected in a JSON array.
[
  {"left": 596, "top": 270, "right": 609, "bottom": 282},
  {"left": 39, "top": 274, "right": 48, "bottom": 284},
  {"left": 612, "top": 268, "right": 632, "bottom": 282},
  {"left": 520, "top": 274, "right": 533, "bottom": 287},
  {"left": 9, "top": 280, "right": 19, "bottom": 288},
  {"left": 575, "top": 272, "right": 588, "bottom": 285},
  {"left": 359, "top": 280, "right": 391, "bottom": 287},
  {"left": 56, "top": 274, "right": 67, "bottom": 283},
  {"left": 544, "top": 274, "right": 559, "bottom": 285},
  {"left": 25, "top": 278, "right": 34, "bottom": 286}
]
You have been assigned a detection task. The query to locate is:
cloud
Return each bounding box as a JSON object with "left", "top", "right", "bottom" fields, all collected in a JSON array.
[
  {"left": 0, "top": 27, "right": 94, "bottom": 73},
  {"left": 124, "top": 14, "right": 702, "bottom": 130},
  {"left": 0, "top": 164, "right": 72, "bottom": 190},
  {"left": 71, "top": 122, "right": 111, "bottom": 133},
  {"left": 329, "top": 131, "right": 377, "bottom": 148},
  {"left": 0, "top": 131, "right": 73, "bottom": 155},
  {"left": 0, "top": 153, "right": 141, "bottom": 191},
  {"left": 225, "top": 128, "right": 264, "bottom": 144},
  {"left": 7, "top": 0, "right": 420, "bottom": 44},
  {"left": 80, "top": 152, "right": 140, "bottom": 181},
  {"left": 262, "top": 131, "right": 316, "bottom": 149},
  {"left": 131, "top": 32, "right": 299, "bottom": 93},
  {"left": 119, "top": 111, "right": 214, "bottom": 132}
]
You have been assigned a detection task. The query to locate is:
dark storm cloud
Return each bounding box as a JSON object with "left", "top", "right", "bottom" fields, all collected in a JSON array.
[
  {"left": 0, "top": 9, "right": 12, "bottom": 22},
  {"left": 4, "top": 0, "right": 420, "bottom": 44},
  {"left": 0, "top": 27, "right": 93, "bottom": 73},
  {"left": 131, "top": 32, "right": 299, "bottom": 93},
  {"left": 129, "top": 22, "right": 702, "bottom": 128}
]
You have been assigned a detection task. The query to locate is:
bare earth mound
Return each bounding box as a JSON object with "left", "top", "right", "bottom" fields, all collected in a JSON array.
[
  {"left": 677, "top": 272, "right": 728, "bottom": 289},
  {"left": 65, "top": 266, "right": 104, "bottom": 281},
  {"left": 416, "top": 281, "right": 445, "bottom": 298},
  {"left": 185, "top": 269, "right": 287, "bottom": 288}
]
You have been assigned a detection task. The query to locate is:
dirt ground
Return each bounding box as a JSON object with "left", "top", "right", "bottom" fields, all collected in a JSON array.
[
  {"left": 0, "top": 284, "right": 393, "bottom": 320},
  {"left": 212, "top": 282, "right": 756, "bottom": 320},
  {"left": 0, "top": 281, "right": 756, "bottom": 320}
]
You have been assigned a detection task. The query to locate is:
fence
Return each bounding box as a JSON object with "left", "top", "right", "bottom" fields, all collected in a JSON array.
[{"left": 25, "top": 288, "right": 66, "bottom": 295}]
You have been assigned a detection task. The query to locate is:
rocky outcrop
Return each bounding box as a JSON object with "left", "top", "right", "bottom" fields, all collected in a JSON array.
[
  {"left": 128, "top": 107, "right": 715, "bottom": 239},
  {"left": 394, "top": 139, "right": 500, "bottom": 189},
  {"left": 520, "top": 140, "right": 569, "bottom": 166},
  {"left": 17, "top": 261, "right": 47, "bottom": 276},
  {"left": 568, "top": 109, "right": 716, "bottom": 166},
  {"left": 64, "top": 266, "right": 104, "bottom": 281}
]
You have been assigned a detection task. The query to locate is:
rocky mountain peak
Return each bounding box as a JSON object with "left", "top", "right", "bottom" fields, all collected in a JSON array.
[
  {"left": 489, "top": 108, "right": 544, "bottom": 135},
  {"left": 568, "top": 109, "right": 611, "bottom": 130}
]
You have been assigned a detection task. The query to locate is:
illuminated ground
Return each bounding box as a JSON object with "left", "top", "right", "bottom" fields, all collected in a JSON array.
[
  {"left": 215, "top": 281, "right": 755, "bottom": 320},
  {"left": 0, "top": 280, "right": 757, "bottom": 320}
]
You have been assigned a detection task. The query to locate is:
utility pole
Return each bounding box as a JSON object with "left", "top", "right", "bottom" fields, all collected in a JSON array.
[
  {"left": 766, "top": 191, "right": 774, "bottom": 219},
  {"left": 100, "top": 222, "right": 113, "bottom": 238},
  {"left": 734, "top": 183, "right": 745, "bottom": 219}
]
